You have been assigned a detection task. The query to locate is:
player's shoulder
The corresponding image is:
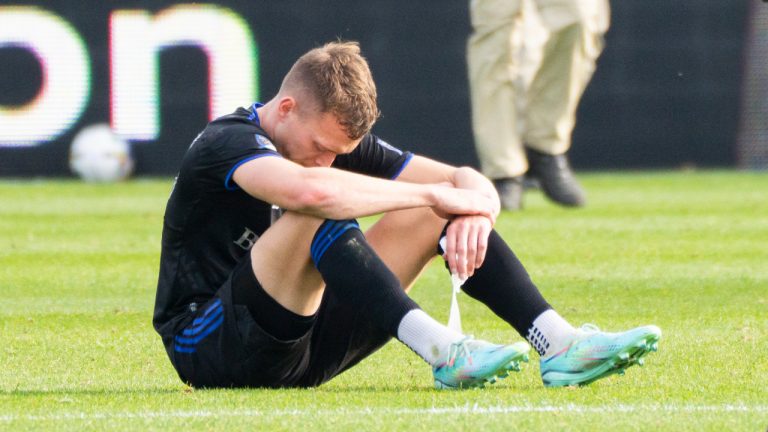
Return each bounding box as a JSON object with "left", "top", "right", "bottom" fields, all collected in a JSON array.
[
  {"left": 194, "top": 108, "right": 271, "bottom": 150},
  {"left": 206, "top": 107, "right": 262, "bottom": 137}
]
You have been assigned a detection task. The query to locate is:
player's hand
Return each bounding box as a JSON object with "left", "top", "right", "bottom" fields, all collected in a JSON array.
[
  {"left": 430, "top": 185, "right": 497, "bottom": 223},
  {"left": 442, "top": 215, "right": 493, "bottom": 280}
]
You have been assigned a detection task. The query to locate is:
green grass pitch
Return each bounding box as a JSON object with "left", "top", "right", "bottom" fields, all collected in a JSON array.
[{"left": 1, "top": 171, "right": 766, "bottom": 430}]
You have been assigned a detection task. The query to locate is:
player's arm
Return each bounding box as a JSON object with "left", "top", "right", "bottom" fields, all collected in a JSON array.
[
  {"left": 396, "top": 155, "right": 501, "bottom": 279},
  {"left": 231, "top": 155, "right": 496, "bottom": 221},
  {"left": 396, "top": 155, "right": 500, "bottom": 216}
]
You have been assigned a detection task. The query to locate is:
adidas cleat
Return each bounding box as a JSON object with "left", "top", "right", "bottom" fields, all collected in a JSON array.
[
  {"left": 433, "top": 337, "right": 530, "bottom": 390},
  {"left": 540, "top": 324, "right": 661, "bottom": 387}
]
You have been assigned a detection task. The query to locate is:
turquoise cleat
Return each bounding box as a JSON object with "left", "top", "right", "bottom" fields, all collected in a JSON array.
[
  {"left": 433, "top": 337, "right": 530, "bottom": 389},
  {"left": 540, "top": 324, "right": 661, "bottom": 387}
]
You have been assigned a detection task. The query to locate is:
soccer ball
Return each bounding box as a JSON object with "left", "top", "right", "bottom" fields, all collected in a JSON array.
[{"left": 69, "top": 124, "right": 134, "bottom": 182}]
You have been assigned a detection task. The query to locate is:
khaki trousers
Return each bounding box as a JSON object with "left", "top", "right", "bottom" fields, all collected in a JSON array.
[{"left": 468, "top": 0, "right": 609, "bottom": 178}]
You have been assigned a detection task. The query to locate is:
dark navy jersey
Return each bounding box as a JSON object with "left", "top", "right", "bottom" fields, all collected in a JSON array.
[{"left": 153, "top": 105, "right": 413, "bottom": 336}]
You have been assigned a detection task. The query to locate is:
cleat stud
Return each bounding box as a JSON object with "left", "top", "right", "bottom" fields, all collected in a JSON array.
[
  {"left": 617, "top": 369, "right": 625, "bottom": 375},
  {"left": 618, "top": 352, "right": 629, "bottom": 361},
  {"left": 637, "top": 358, "right": 645, "bottom": 366},
  {"left": 522, "top": 354, "right": 530, "bottom": 363},
  {"left": 498, "top": 371, "right": 509, "bottom": 378},
  {"left": 651, "top": 342, "right": 658, "bottom": 352}
]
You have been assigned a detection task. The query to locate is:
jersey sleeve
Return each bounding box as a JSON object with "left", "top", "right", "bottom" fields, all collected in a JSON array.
[
  {"left": 193, "top": 125, "right": 282, "bottom": 191},
  {"left": 332, "top": 133, "right": 413, "bottom": 179}
]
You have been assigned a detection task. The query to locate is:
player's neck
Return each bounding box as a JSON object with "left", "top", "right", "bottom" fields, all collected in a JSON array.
[{"left": 254, "top": 101, "right": 278, "bottom": 138}]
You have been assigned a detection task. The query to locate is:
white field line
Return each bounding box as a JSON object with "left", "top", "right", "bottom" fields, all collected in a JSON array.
[{"left": 0, "top": 404, "right": 767, "bottom": 422}]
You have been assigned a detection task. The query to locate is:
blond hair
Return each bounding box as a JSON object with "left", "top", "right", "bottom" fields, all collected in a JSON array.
[{"left": 281, "top": 41, "right": 380, "bottom": 140}]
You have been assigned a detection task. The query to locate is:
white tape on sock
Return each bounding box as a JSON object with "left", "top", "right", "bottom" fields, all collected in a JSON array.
[{"left": 439, "top": 236, "right": 467, "bottom": 334}]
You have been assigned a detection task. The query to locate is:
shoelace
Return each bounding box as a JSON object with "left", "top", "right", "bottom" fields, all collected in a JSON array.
[
  {"left": 568, "top": 324, "right": 602, "bottom": 344},
  {"left": 579, "top": 323, "right": 601, "bottom": 334},
  {"left": 446, "top": 336, "right": 474, "bottom": 367}
]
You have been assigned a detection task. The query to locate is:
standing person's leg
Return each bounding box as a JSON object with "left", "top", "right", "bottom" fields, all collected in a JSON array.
[
  {"left": 523, "top": 0, "right": 610, "bottom": 206},
  {"left": 526, "top": 0, "right": 608, "bottom": 155},
  {"left": 467, "top": 0, "right": 527, "bottom": 210}
]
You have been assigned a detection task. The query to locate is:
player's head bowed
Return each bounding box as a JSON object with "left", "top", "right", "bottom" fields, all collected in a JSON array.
[{"left": 280, "top": 41, "right": 380, "bottom": 140}]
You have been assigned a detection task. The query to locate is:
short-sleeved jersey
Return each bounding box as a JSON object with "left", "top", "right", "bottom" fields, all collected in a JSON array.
[{"left": 153, "top": 106, "right": 413, "bottom": 336}]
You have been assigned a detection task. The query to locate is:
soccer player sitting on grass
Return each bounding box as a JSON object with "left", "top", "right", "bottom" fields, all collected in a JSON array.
[{"left": 153, "top": 41, "right": 660, "bottom": 389}]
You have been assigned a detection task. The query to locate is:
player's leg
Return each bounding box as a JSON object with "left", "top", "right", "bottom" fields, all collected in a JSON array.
[
  {"left": 366, "top": 206, "right": 661, "bottom": 387},
  {"left": 169, "top": 213, "right": 325, "bottom": 388},
  {"left": 342, "top": 208, "right": 529, "bottom": 388},
  {"left": 240, "top": 211, "right": 526, "bottom": 388},
  {"left": 247, "top": 211, "right": 437, "bottom": 347},
  {"left": 246, "top": 212, "right": 325, "bottom": 317},
  {"left": 451, "top": 229, "right": 661, "bottom": 387},
  {"left": 357, "top": 208, "right": 530, "bottom": 388},
  {"left": 364, "top": 207, "right": 551, "bottom": 335},
  {"left": 171, "top": 210, "right": 534, "bottom": 388},
  {"left": 363, "top": 207, "right": 444, "bottom": 292},
  {"left": 364, "top": 209, "right": 547, "bottom": 357}
]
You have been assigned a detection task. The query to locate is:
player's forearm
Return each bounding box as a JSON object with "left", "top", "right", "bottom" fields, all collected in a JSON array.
[
  {"left": 450, "top": 167, "right": 500, "bottom": 219},
  {"left": 293, "top": 167, "right": 438, "bottom": 219}
]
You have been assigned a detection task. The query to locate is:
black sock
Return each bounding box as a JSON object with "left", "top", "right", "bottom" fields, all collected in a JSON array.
[
  {"left": 442, "top": 229, "right": 551, "bottom": 336},
  {"left": 311, "top": 219, "right": 419, "bottom": 336}
]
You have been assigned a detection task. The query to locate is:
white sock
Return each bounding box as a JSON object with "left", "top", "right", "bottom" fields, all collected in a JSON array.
[
  {"left": 397, "top": 309, "right": 465, "bottom": 366},
  {"left": 526, "top": 309, "right": 578, "bottom": 358}
]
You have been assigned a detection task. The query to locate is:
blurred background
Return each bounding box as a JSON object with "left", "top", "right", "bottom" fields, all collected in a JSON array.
[{"left": 0, "top": 0, "right": 765, "bottom": 178}]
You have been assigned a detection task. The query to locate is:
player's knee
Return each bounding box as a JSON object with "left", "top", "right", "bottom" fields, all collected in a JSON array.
[{"left": 310, "top": 219, "right": 361, "bottom": 266}]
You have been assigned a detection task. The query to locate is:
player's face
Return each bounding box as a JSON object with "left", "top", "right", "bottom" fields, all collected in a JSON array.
[{"left": 275, "top": 104, "right": 360, "bottom": 168}]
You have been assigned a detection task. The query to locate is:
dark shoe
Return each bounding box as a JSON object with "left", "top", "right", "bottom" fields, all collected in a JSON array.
[
  {"left": 526, "top": 148, "right": 586, "bottom": 207},
  {"left": 493, "top": 177, "right": 524, "bottom": 211},
  {"left": 522, "top": 174, "right": 540, "bottom": 190}
]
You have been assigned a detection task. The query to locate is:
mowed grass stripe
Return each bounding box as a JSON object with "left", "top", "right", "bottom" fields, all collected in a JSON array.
[{"left": 2, "top": 403, "right": 768, "bottom": 422}]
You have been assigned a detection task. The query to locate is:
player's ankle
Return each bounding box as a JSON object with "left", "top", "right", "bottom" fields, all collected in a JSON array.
[
  {"left": 397, "top": 309, "right": 465, "bottom": 366},
  {"left": 526, "top": 309, "right": 578, "bottom": 358}
]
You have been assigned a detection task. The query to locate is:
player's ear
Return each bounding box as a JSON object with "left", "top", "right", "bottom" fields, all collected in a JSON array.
[{"left": 277, "top": 97, "right": 296, "bottom": 118}]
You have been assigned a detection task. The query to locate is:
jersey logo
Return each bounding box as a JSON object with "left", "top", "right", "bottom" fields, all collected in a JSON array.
[
  {"left": 233, "top": 227, "right": 259, "bottom": 250},
  {"left": 254, "top": 134, "right": 277, "bottom": 152}
]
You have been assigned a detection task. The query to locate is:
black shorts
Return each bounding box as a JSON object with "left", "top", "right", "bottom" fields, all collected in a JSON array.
[{"left": 163, "top": 257, "right": 392, "bottom": 388}]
